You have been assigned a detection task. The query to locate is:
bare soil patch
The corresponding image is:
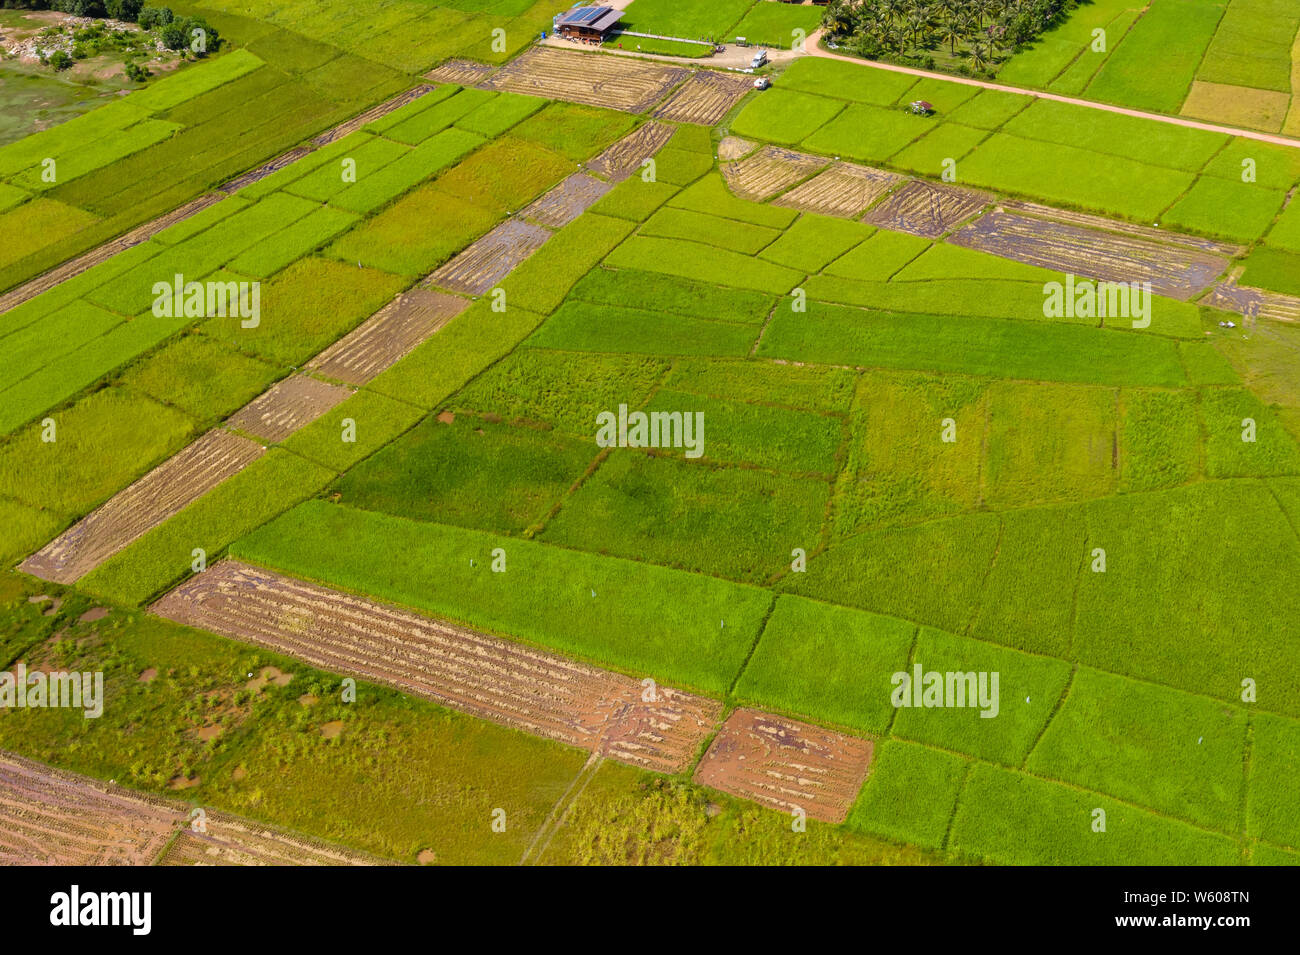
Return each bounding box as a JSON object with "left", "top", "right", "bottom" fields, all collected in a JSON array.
[
  {"left": 693, "top": 708, "right": 874, "bottom": 823},
  {"left": 587, "top": 121, "right": 675, "bottom": 181},
  {"left": 424, "top": 59, "right": 497, "bottom": 87},
  {"left": 158, "top": 809, "right": 380, "bottom": 866},
  {"left": 152, "top": 560, "right": 721, "bottom": 773},
  {"left": 0, "top": 749, "right": 179, "bottom": 865},
  {"left": 717, "top": 136, "right": 758, "bottom": 161},
  {"left": 483, "top": 47, "right": 687, "bottom": 113},
  {"left": 721, "top": 144, "right": 828, "bottom": 201},
  {"left": 653, "top": 70, "right": 752, "bottom": 125},
  {"left": 427, "top": 218, "right": 552, "bottom": 295},
  {"left": 78, "top": 606, "right": 110, "bottom": 623},
  {"left": 521, "top": 172, "right": 612, "bottom": 228},
  {"left": 20, "top": 429, "right": 265, "bottom": 584},
  {"left": 308, "top": 288, "right": 468, "bottom": 385},
  {"left": 775, "top": 161, "right": 902, "bottom": 218},
  {"left": 862, "top": 178, "right": 989, "bottom": 238},
  {"left": 950, "top": 210, "right": 1231, "bottom": 300},
  {"left": 224, "top": 374, "right": 352, "bottom": 443}
]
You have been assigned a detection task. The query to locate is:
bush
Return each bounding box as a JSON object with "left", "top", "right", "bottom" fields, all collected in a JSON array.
[
  {"left": 46, "top": 50, "right": 73, "bottom": 71},
  {"left": 105, "top": 0, "right": 143, "bottom": 20},
  {"left": 136, "top": 4, "right": 171, "bottom": 29}
]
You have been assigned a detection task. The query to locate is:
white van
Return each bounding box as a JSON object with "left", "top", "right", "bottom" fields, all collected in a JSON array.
[{"left": 750, "top": 48, "right": 767, "bottom": 69}]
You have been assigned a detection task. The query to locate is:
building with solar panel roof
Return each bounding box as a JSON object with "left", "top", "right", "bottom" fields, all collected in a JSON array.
[{"left": 554, "top": 4, "right": 623, "bottom": 41}]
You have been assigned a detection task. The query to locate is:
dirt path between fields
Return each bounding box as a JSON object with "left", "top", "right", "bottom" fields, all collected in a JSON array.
[{"left": 805, "top": 30, "right": 1300, "bottom": 150}]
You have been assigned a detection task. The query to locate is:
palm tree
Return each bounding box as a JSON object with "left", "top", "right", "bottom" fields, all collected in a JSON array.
[{"left": 969, "top": 40, "right": 990, "bottom": 71}]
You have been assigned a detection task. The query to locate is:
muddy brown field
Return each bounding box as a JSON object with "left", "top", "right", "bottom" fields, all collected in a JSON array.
[
  {"left": 951, "top": 210, "right": 1231, "bottom": 300},
  {"left": 522, "top": 172, "right": 612, "bottom": 228},
  {"left": 224, "top": 374, "right": 353, "bottom": 443},
  {"left": 20, "top": 429, "right": 265, "bottom": 584},
  {"left": 775, "top": 161, "right": 902, "bottom": 218},
  {"left": 483, "top": 47, "right": 687, "bottom": 113},
  {"left": 693, "top": 709, "right": 874, "bottom": 823},
  {"left": 308, "top": 289, "right": 469, "bottom": 385},
  {"left": 863, "top": 179, "right": 989, "bottom": 238},
  {"left": 721, "top": 144, "right": 828, "bottom": 201},
  {"left": 653, "top": 70, "right": 752, "bottom": 125},
  {"left": 427, "top": 218, "right": 552, "bottom": 295},
  {"left": 1203, "top": 279, "right": 1300, "bottom": 322},
  {"left": 424, "top": 59, "right": 498, "bottom": 87},
  {"left": 1002, "top": 200, "right": 1244, "bottom": 258},
  {"left": 587, "top": 121, "right": 675, "bottom": 181},
  {"left": 0, "top": 750, "right": 180, "bottom": 865},
  {"left": 152, "top": 560, "right": 721, "bottom": 773},
  {"left": 158, "top": 810, "right": 381, "bottom": 866}
]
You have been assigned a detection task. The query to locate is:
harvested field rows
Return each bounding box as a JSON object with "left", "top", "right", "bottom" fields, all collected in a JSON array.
[
  {"left": 721, "top": 145, "right": 828, "bottom": 201},
  {"left": 863, "top": 179, "right": 990, "bottom": 238},
  {"left": 717, "top": 136, "right": 758, "bottom": 161},
  {"left": 0, "top": 750, "right": 179, "bottom": 865},
  {"left": 427, "top": 218, "right": 553, "bottom": 295},
  {"left": 158, "top": 811, "right": 381, "bottom": 866},
  {"left": 1203, "top": 280, "right": 1300, "bottom": 323},
  {"left": 20, "top": 430, "right": 265, "bottom": 584},
  {"left": 1003, "top": 200, "right": 1244, "bottom": 258},
  {"left": 654, "top": 70, "right": 753, "bottom": 125},
  {"left": 0, "top": 750, "right": 382, "bottom": 866},
  {"left": 151, "top": 560, "right": 722, "bottom": 773},
  {"left": 951, "top": 211, "right": 1231, "bottom": 300},
  {"left": 424, "top": 59, "right": 499, "bottom": 87},
  {"left": 308, "top": 289, "right": 469, "bottom": 385},
  {"left": 483, "top": 48, "right": 687, "bottom": 114},
  {"left": 224, "top": 374, "right": 353, "bottom": 443},
  {"left": 522, "top": 173, "right": 612, "bottom": 228},
  {"left": 775, "top": 162, "right": 902, "bottom": 218},
  {"left": 587, "top": 121, "right": 675, "bottom": 181},
  {"left": 693, "top": 708, "right": 875, "bottom": 823}
]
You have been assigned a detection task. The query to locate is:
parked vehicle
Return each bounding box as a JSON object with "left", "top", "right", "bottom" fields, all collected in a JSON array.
[
  {"left": 753, "top": 76, "right": 770, "bottom": 90},
  {"left": 750, "top": 48, "right": 767, "bottom": 69}
]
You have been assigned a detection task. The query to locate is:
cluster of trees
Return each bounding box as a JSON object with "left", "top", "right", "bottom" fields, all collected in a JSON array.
[
  {"left": 3, "top": 0, "right": 220, "bottom": 55},
  {"left": 821, "top": 0, "right": 1078, "bottom": 74}
]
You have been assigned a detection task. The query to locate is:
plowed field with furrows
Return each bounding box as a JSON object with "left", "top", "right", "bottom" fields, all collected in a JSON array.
[
  {"left": 951, "top": 210, "right": 1231, "bottom": 299},
  {"left": 427, "top": 218, "right": 552, "bottom": 294},
  {"left": 587, "top": 121, "right": 676, "bottom": 181},
  {"left": 694, "top": 709, "right": 874, "bottom": 823},
  {"left": 158, "top": 811, "right": 382, "bottom": 866},
  {"left": 20, "top": 430, "right": 264, "bottom": 584},
  {"left": 862, "top": 179, "right": 989, "bottom": 238},
  {"left": 721, "top": 144, "right": 828, "bottom": 201},
  {"left": 483, "top": 48, "right": 687, "bottom": 113},
  {"left": 308, "top": 289, "right": 469, "bottom": 385},
  {"left": 653, "top": 70, "right": 753, "bottom": 125},
  {"left": 774, "top": 162, "right": 902, "bottom": 217},
  {"left": 151, "top": 560, "right": 721, "bottom": 772},
  {"left": 224, "top": 375, "right": 353, "bottom": 443},
  {"left": 0, "top": 750, "right": 180, "bottom": 865},
  {"left": 522, "top": 173, "right": 612, "bottom": 227}
]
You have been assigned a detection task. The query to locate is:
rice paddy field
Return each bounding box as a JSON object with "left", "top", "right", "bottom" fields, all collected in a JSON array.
[{"left": 1, "top": 0, "right": 1299, "bottom": 877}]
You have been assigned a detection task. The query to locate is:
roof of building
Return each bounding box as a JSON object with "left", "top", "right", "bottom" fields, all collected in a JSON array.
[{"left": 556, "top": 5, "right": 622, "bottom": 31}]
